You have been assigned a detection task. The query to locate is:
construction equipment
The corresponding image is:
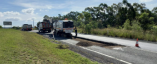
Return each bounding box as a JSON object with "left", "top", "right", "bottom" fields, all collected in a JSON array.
[
  {"left": 53, "top": 20, "right": 74, "bottom": 37},
  {"left": 22, "top": 24, "right": 32, "bottom": 31},
  {"left": 38, "top": 22, "right": 51, "bottom": 33}
]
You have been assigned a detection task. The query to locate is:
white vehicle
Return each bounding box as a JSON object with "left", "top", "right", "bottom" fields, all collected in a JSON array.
[
  {"left": 22, "top": 24, "right": 32, "bottom": 31},
  {"left": 53, "top": 20, "right": 74, "bottom": 37},
  {"left": 38, "top": 22, "right": 51, "bottom": 33}
]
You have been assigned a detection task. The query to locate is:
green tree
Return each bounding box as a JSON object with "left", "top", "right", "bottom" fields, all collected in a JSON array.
[
  {"left": 77, "top": 11, "right": 92, "bottom": 25},
  {"left": 152, "top": 7, "right": 157, "bottom": 24},
  {"left": 53, "top": 0, "right": 157, "bottom": 31},
  {"left": 37, "top": 21, "right": 40, "bottom": 28},
  {"left": 151, "top": 25, "right": 157, "bottom": 35},
  {"left": 44, "top": 15, "right": 49, "bottom": 19},
  {"left": 152, "top": 7, "right": 157, "bottom": 14},
  {"left": 58, "top": 14, "right": 62, "bottom": 19},
  {"left": 85, "top": 7, "right": 96, "bottom": 20},
  {"left": 138, "top": 12, "right": 154, "bottom": 32}
]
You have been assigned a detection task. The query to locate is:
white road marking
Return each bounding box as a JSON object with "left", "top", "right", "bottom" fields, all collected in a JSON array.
[
  {"left": 113, "top": 47, "right": 124, "bottom": 51},
  {"left": 80, "top": 46, "right": 132, "bottom": 64}
]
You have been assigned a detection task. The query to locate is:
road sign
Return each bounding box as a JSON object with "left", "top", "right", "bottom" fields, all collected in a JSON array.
[{"left": 3, "top": 21, "right": 12, "bottom": 25}]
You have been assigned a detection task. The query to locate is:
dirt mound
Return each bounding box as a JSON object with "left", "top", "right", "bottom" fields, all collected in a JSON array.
[
  {"left": 73, "top": 37, "right": 125, "bottom": 49},
  {"left": 76, "top": 42, "right": 93, "bottom": 47}
]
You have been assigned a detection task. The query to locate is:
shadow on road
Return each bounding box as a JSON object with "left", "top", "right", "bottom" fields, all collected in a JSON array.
[
  {"left": 36, "top": 32, "right": 71, "bottom": 40},
  {"left": 35, "top": 31, "right": 125, "bottom": 48}
]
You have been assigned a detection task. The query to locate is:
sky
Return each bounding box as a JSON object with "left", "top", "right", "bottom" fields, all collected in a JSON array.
[{"left": 0, "top": 0, "right": 157, "bottom": 27}]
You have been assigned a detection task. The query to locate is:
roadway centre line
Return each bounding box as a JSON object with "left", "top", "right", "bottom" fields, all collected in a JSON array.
[{"left": 65, "top": 41, "right": 132, "bottom": 64}]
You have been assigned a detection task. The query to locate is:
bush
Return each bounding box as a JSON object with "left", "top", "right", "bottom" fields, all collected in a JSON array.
[
  {"left": 107, "top": 25, "right": 111, "bottom": 28},
  {"left": 0, "top": 25, "right": 2, "bottom": 28},
  {"left": 123, "top": 19, "right": 132, "bottom": 30},
  {"left": 78, "top": 27, "right": 157, "bottom": 42},
  {"left": 85, "top": 24, "right": 91, "bottom": 34},
  {"left": 118, "top": 26, "right": 122, "bottom": 29},
  {"left": 58, "top": 44, "right": 69, "bottom": 49},
  {"left": 132, "top": 20, "right": 142, "bottom": 31},
  {"left": 12, "top": 26, "right": 21, "bottom": 30},
  {"left": 151, "top": 25, "right": 157, "bottom": 35}
]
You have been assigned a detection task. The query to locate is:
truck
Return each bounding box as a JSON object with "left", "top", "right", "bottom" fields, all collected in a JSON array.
[
  {"left": 38, "top": 22, "right": 51, "bottom": 33},
  {"left": 22, "top": 24, "right": 32, "bottom": 31},
  {"left": 53, "top": 20, "right": 74, "bottom": 37}
]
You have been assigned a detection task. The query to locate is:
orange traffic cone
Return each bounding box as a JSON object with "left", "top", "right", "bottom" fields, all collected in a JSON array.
[{"left": 135, "top": 38, "right": 139, "bottom": 47}]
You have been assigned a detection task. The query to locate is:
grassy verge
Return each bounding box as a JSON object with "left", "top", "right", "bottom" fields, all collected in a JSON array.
[
  {"left": 32, "top": 27, "right": 38, "bottom": 30},
  {"left": 0, "top": 29, "right": 98, "bottom": 64},
  {"left": 77, "top": 28, "right": 157, "bottom": 42}
]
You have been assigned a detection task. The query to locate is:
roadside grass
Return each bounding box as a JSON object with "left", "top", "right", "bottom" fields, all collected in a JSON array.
[
  {"left": 32, "top": 27, "right": 38, "bottom": 30},
  {"left": 0, "top": 29, "right": 98, "bottom": 64},
  {"left": 78, "top": 28, "right": 157, "bottom": 42}
]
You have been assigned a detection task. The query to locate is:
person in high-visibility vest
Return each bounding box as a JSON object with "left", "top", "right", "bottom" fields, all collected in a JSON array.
[
  {"left": 52, "top": 30, "right": 55, "bottom": 40},
  {"left": 74, "top": 26, "right": 77, "bottom": 38}
]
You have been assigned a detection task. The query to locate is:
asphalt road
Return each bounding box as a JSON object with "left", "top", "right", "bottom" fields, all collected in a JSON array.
[
  {"left": 29, "top": 30, "right": 157, "bottom": 64},
  {"left": 71, "top": 32, "right": 157, "bottom": 53}
]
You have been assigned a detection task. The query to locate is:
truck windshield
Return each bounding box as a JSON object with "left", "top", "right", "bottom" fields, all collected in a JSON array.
[
  {"left": 63, "top": 22, "right": 74, "bottom": 28},
  {"left": 42, "top": 22, "right": 50, "bottom": 28},
  {"left": 28, "top": 25, "right": 32, "bottom": 28}
]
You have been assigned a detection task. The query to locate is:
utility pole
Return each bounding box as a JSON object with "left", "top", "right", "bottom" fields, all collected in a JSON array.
[{"left": 33, "top": 19, "right": 34, "bottom": 28}]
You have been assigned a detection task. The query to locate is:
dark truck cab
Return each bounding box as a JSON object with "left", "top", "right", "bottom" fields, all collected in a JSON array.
[
  {"left": 22, "top": 24, "right": 32, "bottom": 31},
  {"left": 38, "top": 22, "right": 51, "bottom": 33}
]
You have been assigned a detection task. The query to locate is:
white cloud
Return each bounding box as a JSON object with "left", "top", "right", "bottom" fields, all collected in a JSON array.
[
  {"left": 139, "top": 0, "right": 153, "bottom": 2},
  {"left": 12, "top": 1, "right": 54, "bottom": 10},
  {"left": 5, "top": 17, "right": 22, "bottom": 21},
  {"left": 39, "top": 9, "right": 49, "bottom": 12},
  {"left": 61, "top": 12, "right": 69, "bottom": 15},
  {"left": 46, "top": 5, "right": 53, "bottom": 9},
  {"left": 22, "top": 8, "right": 35, "bottom": 15},
  {"left": 45, "top": 10, "right": 48, "bottom": 11},
  {"left": 3, "top": 11, "right": 20, "bottom": 15},
  {"left": 27, "top": 17, "right": 36, "bottom": 21},
  {"left": 71, "top": 6, "right": 85, "bottom": 12},
  {"left": 0, "top": 12, "right": 4, "bottom": 17},
  {"left": 39, "top": 9, "right": 42, "bottom": 11}
]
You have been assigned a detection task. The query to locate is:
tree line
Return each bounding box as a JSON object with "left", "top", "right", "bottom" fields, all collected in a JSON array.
[{"left": 41, "top": 0, "right": 157, "bottom": 33}]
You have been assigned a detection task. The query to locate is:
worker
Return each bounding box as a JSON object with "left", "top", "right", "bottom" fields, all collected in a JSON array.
[
  {"left": 74, "top": 26, "right": 77, "bottom": 38},
  {"left": 52, "top": 30, "right": 55, "bottom": 40}
]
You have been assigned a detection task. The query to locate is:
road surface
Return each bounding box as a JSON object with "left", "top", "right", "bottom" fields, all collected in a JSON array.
[
  {"left": 71, "top": 32, "right": 157, "bottom": 53},
  {"left": 29, "top": 30, "right": 157, "bottom": 64}
]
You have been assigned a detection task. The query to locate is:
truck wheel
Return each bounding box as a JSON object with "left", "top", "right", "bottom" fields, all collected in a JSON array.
[
  {"left": 57, "top": 32, "right": 60, "bottom": 36},
  {"left": 48, "top": 30, "right": 51, "bottom": 33},
  {"left": 61, "top": 33, "right": 64, "bottom": 37},
  {"left": 70, "top": 34, "right": 72, "bottom": 39},
  {"left": 58, "top": 32, "right": 61, "bottom": 36},
  {"left": 43, "top": 31, "right": 45, "bottom": 33},
  {"left": 64, "top": 34, "right": 67, "bottom": 37}
]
